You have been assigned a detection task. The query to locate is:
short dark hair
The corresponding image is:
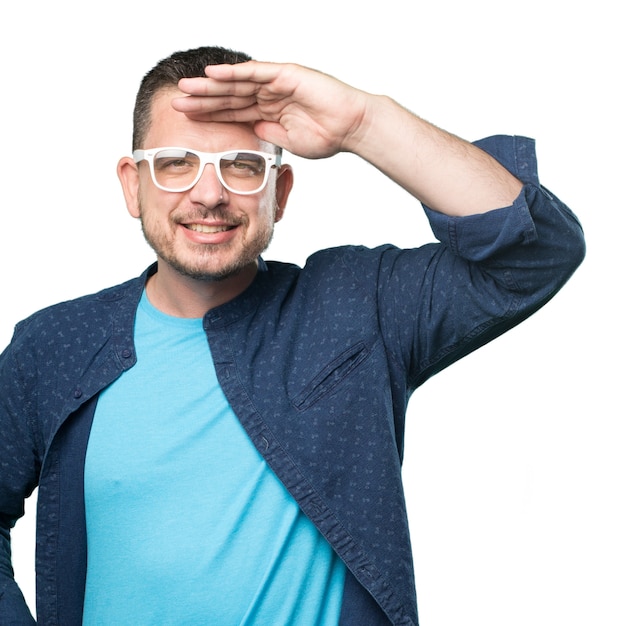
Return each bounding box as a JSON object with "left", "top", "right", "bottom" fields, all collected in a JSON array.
[{"left": 132, "top": 46, "right": 252, "bottom": 150}]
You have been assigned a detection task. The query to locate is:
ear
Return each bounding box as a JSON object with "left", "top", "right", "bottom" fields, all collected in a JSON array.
[
  {"left": 117, "top": 156, "right": 141, "bottom": 218},
  {"left": 273, "top": 164, "right": 294, "bottom": 223}
]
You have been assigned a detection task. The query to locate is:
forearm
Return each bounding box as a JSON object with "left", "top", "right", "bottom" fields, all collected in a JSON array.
[
  {"left": 175, "top": 60, "right": 521, "bottom": 215},
  {"left": 344, "top": 93, "right": 523, "bottom": 216}
]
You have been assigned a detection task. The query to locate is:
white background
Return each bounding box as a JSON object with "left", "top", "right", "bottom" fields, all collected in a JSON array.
[{"left": 1, "top": 1, "right": 623, "bottom": 624}]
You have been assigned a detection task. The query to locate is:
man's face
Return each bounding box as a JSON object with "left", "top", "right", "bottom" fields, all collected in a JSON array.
[{"left": 120, "top": 88, "right": 291, "bottom": 283}]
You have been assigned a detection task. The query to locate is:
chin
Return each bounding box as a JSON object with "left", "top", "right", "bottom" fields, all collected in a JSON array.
[{"left": 167, "top": 253, "right": 259, "bottom": 283}]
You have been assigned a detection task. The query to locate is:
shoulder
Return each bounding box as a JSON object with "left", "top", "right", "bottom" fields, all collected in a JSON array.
[
  {"left": 9, "top": 269, "right": 149, "bottom": 349},
  {"left": 265, "top": 244, "right": 401, "bottom": 285}
]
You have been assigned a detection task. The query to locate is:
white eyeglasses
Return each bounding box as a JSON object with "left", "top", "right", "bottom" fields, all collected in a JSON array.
[{"left": 133, "top": 147, "right": 281, "bottom": 195}]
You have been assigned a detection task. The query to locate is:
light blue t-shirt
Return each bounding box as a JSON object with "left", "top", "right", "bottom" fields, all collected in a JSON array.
[{"left": 83, "top": 292, "right": 345, "bottom": 625}]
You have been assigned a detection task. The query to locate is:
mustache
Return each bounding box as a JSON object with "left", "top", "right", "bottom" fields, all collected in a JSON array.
[{"left": 173, "top": 206, "right": 248, "bottom": 226}]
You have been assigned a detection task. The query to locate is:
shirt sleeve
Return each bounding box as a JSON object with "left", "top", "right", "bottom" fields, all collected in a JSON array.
[
  {"left": 0, "top": 336, "right": 39, "bottom": 625},
  {"left": 377, "top": 135, "right": 586, "bottom": 389}
]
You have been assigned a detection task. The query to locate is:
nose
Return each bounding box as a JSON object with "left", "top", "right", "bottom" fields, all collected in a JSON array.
[{"left": 188, "top": 163, "right": 227, "bottom": 205}]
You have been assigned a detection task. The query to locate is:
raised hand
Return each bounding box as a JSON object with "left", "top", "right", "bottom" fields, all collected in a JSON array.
[
  {"left": 172, "top": 61, "right": 370, "bottom": 160},
  {"left": 173, "top": 59, "right": 522, "bottom": 216}
]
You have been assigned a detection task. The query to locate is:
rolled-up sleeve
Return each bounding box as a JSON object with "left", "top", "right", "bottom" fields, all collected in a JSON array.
[{"left": 379, "top": 135, "right": 586, "bottom": 388}]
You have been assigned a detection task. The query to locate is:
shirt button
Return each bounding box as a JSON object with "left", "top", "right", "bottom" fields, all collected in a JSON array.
[
  {"left": 73, "top": 388, "right": 83, "bottom": 399},
  {"left": 121, "top": 349, "right": 132, "bottom": 358}
]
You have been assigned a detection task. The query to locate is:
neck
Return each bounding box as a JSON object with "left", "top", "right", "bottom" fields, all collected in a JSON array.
[{"left": 145, "top": 260, "right": 258, "bottom": 318}]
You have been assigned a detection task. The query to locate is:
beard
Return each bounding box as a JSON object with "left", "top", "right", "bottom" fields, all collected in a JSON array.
[{"left": 138, "top": 201, "right": 277, "bottom": 283}]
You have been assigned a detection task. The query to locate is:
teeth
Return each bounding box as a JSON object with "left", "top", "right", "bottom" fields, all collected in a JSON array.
[{"left": 186, "top": 224, "right": 231, "bottom": 233}]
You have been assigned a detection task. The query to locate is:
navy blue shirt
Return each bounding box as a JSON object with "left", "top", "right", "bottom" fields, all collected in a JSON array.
[{"left": 0, "top": 136, "right": 585, "bottom": 625}]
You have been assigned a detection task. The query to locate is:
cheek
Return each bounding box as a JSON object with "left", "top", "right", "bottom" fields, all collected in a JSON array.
[
  {"left": 255, "top": 183, "right": 280, "bottom": 222},
  {"left": 255, "top": 201, "right": 280, "bottom": 231},
  {"left": 138, "top": 187, "right": 177, "bottom": 222}
]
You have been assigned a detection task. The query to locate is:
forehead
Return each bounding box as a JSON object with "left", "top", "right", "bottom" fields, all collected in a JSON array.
[{"left": 144, "top": 88, "right": 263, "bottom": 150}]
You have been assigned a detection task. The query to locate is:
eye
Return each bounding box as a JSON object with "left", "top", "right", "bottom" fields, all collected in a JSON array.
[
  {"left": 221, "top": 153, "right": 265, "bottom": 177},
  {"left": 153, "top": 149, "right": 199, "bottom": 173},
  {"left": 155, "top": 157, "right": 195, "bottom": 171}
]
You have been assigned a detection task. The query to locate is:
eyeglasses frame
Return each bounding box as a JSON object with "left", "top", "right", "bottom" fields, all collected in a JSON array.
[{"left": 133, "top": 147, "right": 282, "bottom": 195}]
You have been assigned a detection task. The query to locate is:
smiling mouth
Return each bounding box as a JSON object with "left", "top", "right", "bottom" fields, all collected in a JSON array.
[{"left": 185, "top": 223, "right": 235, "bottom": 234}]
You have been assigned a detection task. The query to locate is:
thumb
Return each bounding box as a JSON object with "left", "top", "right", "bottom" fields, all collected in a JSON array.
[{"left": 254, "top": 120, "right": 290, "bottom": 150}]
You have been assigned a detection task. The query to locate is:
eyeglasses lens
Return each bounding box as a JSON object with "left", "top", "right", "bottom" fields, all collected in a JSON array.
[{"left": 153, "top": 149, "right": 267, "bottom": 193}]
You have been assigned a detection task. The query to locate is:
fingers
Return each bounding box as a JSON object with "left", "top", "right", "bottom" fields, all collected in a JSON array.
[
  {"left": 171, "top": 93, "right": 259, "bottom": 116},
  {"left": 173, "top": 61, "right": 281, "bottom": 120},
  {"left": 174, "top": 101, "right": 265, "bottom": 124},
  {"left": 177, "top": 76, "right": 260, "bottom": 98},
  {"left": 173, "top": 62, "right": 296, "bottom": 126},
  {"left": 168, "top": 61, "right": 354, "bottom": 158},
  {"left": 177, "top": 61, "right": 281, "bottom": 96},
  {"left": 202, "top": 60, "right": 284, "bottom": 84}
]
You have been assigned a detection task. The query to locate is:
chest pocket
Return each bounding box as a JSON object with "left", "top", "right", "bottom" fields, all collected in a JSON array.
[{"left": 291, "top": 342, "right": 369, "bottom": 411}]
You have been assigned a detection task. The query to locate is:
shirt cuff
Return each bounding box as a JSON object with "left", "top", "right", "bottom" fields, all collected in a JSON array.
[
  {"left": 423, "top": 135, "right": 540, "bottom": 261},
  {"left": 473, "top": 135, "right": 540, "bottom": 186}
]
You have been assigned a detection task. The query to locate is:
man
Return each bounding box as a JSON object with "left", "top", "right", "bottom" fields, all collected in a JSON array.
[{"left": 0, "top": 46, "right": 585, "bottom": 625}]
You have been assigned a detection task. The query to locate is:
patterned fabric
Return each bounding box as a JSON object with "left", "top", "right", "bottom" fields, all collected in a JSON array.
[{"left": 0, "top": 136, "right": 585, "bottom": 625}]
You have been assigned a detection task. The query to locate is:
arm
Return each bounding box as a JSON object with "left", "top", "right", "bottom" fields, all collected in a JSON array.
[
  {"left": 174, "top": 60, "right": 585, "bottom": 377},
  {"left": 384, "top": 135, "right": 585, "bottom": 386},
  {"left": 172, "top": 61, "right": 522, "bottom": 215},
  {"left": 0, "top": 342, "right": 38, "bottom": 625}
]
